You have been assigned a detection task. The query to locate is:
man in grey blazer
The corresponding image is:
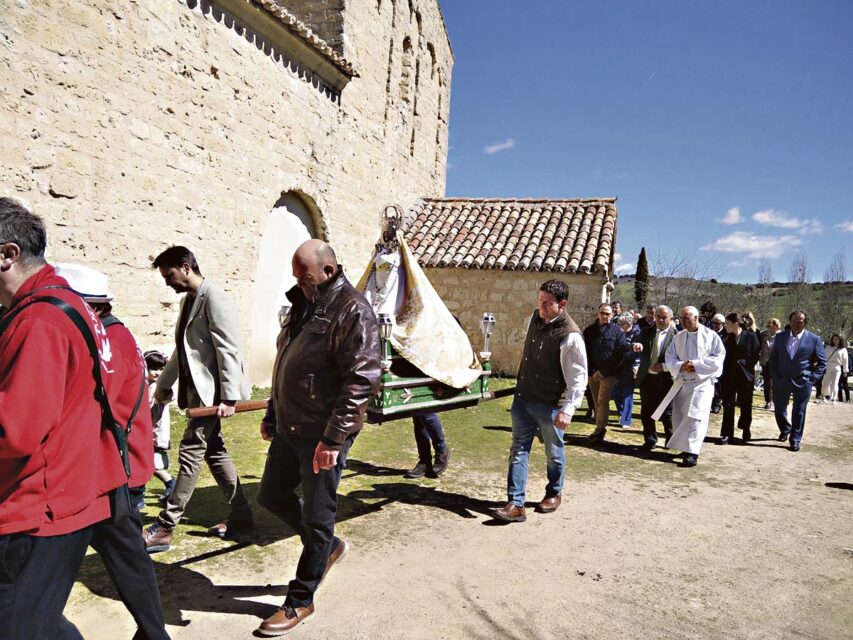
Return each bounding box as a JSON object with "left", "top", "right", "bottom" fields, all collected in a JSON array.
[{"left": 143, "top": 246, "right": 253, "bottom": 553}]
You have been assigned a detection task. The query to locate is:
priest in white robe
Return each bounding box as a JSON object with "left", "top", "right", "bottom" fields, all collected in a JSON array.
[{"left": 658, "top": 305, "right": 725, "bottom": 466}]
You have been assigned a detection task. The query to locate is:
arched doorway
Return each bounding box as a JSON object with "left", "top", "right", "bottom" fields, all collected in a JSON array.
[{"left": 249, "top": 192, "right": 322, "bottom": 385}]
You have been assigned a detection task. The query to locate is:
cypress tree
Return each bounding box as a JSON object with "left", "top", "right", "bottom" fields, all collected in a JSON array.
[{"left": 635, "top": 247, "right": 650, "bottom": 307}]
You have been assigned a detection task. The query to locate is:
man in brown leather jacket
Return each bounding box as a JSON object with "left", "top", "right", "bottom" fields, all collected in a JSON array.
[{"left": 255, "top": 239, "right": 380, "bottom": 637}]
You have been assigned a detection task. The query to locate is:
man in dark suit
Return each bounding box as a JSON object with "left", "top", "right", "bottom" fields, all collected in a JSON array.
[
  {"left": 632, "top": 304, "right": 679, "bottom": 450},
  {"left": 768, "top": 310, "right": 827, "bottom": 451}
]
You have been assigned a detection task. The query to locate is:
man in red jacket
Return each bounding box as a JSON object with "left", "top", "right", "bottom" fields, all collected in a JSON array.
[
  {"left": 56, "top": 263, "right": 170, "bottom": 640},
  {"left": 0, "top": 198, "right": 128, "bottom": 638}
]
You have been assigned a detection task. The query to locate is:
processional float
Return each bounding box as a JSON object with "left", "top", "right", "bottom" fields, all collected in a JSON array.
[{"left": 186, "top": 205, "right": 510, "bottom": 421}]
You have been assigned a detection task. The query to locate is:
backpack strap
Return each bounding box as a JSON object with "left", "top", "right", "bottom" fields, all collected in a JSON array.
[{"left": 1, "top": 295, "right": 130, "bottom": 478}]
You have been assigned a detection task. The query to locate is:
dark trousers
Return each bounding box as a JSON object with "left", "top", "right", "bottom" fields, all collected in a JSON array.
[
  {"left": 639, "top": 374, "right": 673, "bottom": 445},
  {"left": 762, "top": 363, "right": 774, "bottom": 404},
  {"left": 257, "top": 431, "right": 355, "bottom": 608},
  {"left": 721, "top": 379, "right": 754, "bottom": 438},
  {"left": 839, "top": 374, "right": 850, "bottom": 402},
  {"left": 773, "top": 379, "right": 812, "bottom": 445},
  {"left": 0, "top": 525, "right": 94, "bottom": 639},
  {"left": 91, "top": 487, "right": 170, "bottom": 640},
  {"left": 413, "top": 413, "right": 447, "bottom": 463}
]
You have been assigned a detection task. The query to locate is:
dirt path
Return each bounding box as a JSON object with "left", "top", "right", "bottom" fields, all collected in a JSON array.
[{"left": 68, "top": 403, "right": 853, "bottom": 639}]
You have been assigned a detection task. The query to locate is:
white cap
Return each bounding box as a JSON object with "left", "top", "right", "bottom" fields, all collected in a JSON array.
[{"left": 54, "top": 263, "right": 114, "bottom": 302}]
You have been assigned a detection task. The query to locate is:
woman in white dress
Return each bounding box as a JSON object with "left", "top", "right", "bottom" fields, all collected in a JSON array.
[{"left": 822, "top": 334, "right": 849, "bottom": 403}]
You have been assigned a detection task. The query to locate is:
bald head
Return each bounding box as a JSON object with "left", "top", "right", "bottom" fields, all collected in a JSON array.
[{"left": 292, "top": 239, "right": 338, "bottom": 298}]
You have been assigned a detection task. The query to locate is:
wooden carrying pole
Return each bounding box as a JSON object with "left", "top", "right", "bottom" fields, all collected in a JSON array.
[{"left": 185, "top": 399, "right": 269, "bottom": 419}]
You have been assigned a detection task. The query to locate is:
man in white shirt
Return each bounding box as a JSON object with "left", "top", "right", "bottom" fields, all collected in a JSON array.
[{"left": 492, "top": 280, "right": 588, "bottom": 522}]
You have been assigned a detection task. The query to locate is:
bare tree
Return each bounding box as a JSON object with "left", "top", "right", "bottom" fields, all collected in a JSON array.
[
  {"left": 817, "top": 249, "right": 849, "bottom": 337},
  {"left": 751, "top": 257, "right": 775, "bottom": 325},
  {"left": 758, "top": 258, "right": 773, "bottom": 286},
  {"left": 650, "top": 249, "right": 729, "bottom": 312},
  {"left": 787, "top": 249, "right": 811, "bottom": 313}
]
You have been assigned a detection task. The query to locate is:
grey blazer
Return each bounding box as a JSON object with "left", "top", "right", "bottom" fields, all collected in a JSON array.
[{"left": 158, "top": 278, "right": 251, "bottom": 408}]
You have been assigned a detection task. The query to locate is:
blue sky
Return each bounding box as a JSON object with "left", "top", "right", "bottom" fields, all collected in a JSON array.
[{"left": 438, "top": 1, "right": 853, "bottom": 283}]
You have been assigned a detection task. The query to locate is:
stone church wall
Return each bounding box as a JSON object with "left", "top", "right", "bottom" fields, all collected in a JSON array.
[
  {"left": 425, "top": 268, "right": 608, "bottom": 375},
  {"left": 0, "top": 0, "right": 452, "bottom": 383}
]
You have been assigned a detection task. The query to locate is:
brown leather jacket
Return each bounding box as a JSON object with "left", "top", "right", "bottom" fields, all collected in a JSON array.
[{"left": 265, "top": 269, "right": 380, "bottom": 448}]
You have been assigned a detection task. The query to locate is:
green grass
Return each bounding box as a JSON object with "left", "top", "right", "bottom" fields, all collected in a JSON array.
[{"left": 74, "top": 378, "right": 719, "bottom": 599}]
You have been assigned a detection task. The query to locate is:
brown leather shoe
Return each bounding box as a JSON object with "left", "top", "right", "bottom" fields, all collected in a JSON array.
[
  {"left": 257, "top": 604, "right": 314, "bottom": 637},
  {"left": 321, "top": 539, "right": 349, "bottom": 583},
  {"left": 491, "top": 503, "right": 526, "bottom": 522},
  {"left": 142, "top": 522, "right": 173, "bottom": 554},
  {"left": 206, "top": 516, "right": 253, "bottom": 538},
  {"left": 535, "top": 494, "right": 561, "bottom": 514}
]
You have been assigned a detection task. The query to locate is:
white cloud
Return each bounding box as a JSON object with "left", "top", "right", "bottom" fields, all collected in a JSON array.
[
  {"left": 834, "top": 220, "right": 853, "bottom": 233},
  {"left": 484, "top": 138, "right": 515, "bottom": 154},
  {"left": 614, "top": 262, "right": 634, "bottom": 275},
  {"left": 717, "top": 207, "right": 742, "bottom": 225},
  {"left": 700, "top": 231, "right": 801, "bottom": 259},
  {"left": 752, "top": 209, "right": 823, "bottom": 235}
]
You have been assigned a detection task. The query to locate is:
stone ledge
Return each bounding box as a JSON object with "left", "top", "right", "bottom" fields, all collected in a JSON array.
[{"left": 211, "top": 0, "right": 357, "bottom": 95}]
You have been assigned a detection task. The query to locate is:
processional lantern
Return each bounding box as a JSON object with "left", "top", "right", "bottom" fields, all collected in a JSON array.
[
  {"left": 480, "top": 312, "right": 496, "bottom": 362},
  {"left": 377, "top": 312, "right": 393, "bottom": 372}
]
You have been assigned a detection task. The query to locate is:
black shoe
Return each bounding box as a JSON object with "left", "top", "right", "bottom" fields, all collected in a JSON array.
[
  {"left": 778, "top": 430, "right": 790, "bottom": 442},
  {"left": 680, "top": 454, "right": 698, "bottom": 467},
  {"left": 640, "top": 441, "right": 656, "bottom": 452},
  {"left": 404, "top": 462, "right": 430, "bottom": 479},
  {"left": 790, "top": 443, "right": 800, "bottom": 452},
  {"left": 430, "top": 449, "right": 450, "bottom": 477},
  {"left": 742, "top": 428, "right": 751, "bottom": 442},
  {"left": 711, "top": 404, "right": 721, "bottom": 414},
  {"left": 717, "top": 436, "right": 729, "bottom": 446}
]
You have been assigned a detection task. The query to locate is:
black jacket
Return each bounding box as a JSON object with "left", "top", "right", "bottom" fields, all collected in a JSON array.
[
  {"left": 265, "top": 269, "right": 381, "bottom": 448},
  {"left": 721, "top": 330, "right": 761, "bottom": 387},
  {"left": 583, "top": 320, "right": 630, "bottom": 377}
]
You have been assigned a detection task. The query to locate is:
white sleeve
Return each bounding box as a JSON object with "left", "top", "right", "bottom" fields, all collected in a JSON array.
[{"left": 559, "top": 332, "right": 588, "bottom": 416}]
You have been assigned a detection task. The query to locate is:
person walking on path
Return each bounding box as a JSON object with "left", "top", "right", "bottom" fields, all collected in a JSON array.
[
  {"left": 583, "top": 303, "right": 630, "bottom": 443},
  {"left": 143, "top": 246, "right": 253, "bottom": 553},
  {"left": 256, "top": 240, "right": 380, "bottom": 636},
  {"left": 759, "top": 318, "right": 781, "bottom": 410},
  {"left": 492, "top": 280, "right": 588, "bottom": 523},
  {"left": 768, "top": 311, "right": 827, "bottom": 451},
  {"left": 660, "top": 306, "right": 725, "bottom": 467},
  {"left": 821, "top": 334, "right": 847, "bottom": 403},
  {"left": 718, "top": 313, "right": 760, "bottom": 445}
]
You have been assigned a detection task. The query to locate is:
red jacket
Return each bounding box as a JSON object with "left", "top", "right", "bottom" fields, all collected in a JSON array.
[
  {"left": 104, "top": 318, "right": 154, "bottom": 489},
  {"left": 0, "top": 265, "right": 127, "bottom": 536}
]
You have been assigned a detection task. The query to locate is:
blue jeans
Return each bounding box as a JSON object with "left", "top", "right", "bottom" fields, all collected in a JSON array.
[
  {"left": 611, "top": 379, "right": 634, "bottom": 426},
  {"left": 507, "top": 395, "right": 565, "bottom": 507},
  {"left": 413, "top": 413, "right": 447, "bottom": 463}
]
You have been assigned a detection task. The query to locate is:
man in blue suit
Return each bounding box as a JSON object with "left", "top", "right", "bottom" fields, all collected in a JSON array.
[{"left": 768, "top": 310, "right": 827, "bottom": 451}]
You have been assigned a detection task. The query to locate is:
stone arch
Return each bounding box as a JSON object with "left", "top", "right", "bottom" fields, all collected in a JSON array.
[{"left": 248, "top": 191, "right": 325, "bottom": 384}]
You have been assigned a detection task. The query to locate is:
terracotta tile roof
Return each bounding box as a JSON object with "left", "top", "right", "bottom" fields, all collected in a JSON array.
[
  {"left": 406, "top": 198, "right": 618, "bottom": 275},
  {"left": 252, "top": 0, "right": 359, "bottom": 78}
]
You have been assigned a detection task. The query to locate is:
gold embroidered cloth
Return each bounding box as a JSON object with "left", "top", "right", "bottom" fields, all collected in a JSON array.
[{"left": 357, "top": 231, "right": 482, "bottom": 389}]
